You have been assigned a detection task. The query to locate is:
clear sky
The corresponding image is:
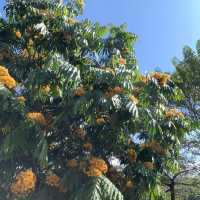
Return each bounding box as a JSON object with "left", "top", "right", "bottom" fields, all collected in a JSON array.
[{"left": 1, "top": 0, "right": 200, "bottom": 72}]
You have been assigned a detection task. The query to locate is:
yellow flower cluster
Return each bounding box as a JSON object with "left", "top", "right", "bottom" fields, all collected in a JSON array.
[
  {"left": 67, "top": 159, "right": 78, "bottom": 168},
  {"left": 27, "top": 112, "right": 47, "bottom": 126},
  {"left": 0, "top": 66, "right": 16, "bottom": 89},
  {"left": 141, "top": 140, "right": 167, "bottom": 155},
  {"left": 83, "top": 142, "right": 93, "bottom": 151},
  {"left": 10, "top": 169, "right": 37, "bottom": 197},
  {"left": 151, "top": 72, "right": 171, "bottom": 86},
  {"left": 129, "top": 95, "right": 139, "bottom": 105},
  {"left": 128, "top": 148, "right": 137, "bottom": 163},
  {"left": 73, "top": 128, "right": 86, "bottom": 140},
  {"left": 143, "top": 162, "right": 155, "bottom": 170},
  {"left": 84, "top": 157, "right": 108, "bottom": 177},
  {"left": 74, "top": 87, "right": 86, "bottom": 97},
  {"left": 165, "top": 108, "right": 184, "bottom": 119},
  {"left": 17, "top": 96, "right": 26, "bottom": 103},
  {"left": 105, "top": 86, "right": 123, "bottom": 98},
  {"left": 46, "top": 174, "right": 60, "bottom": 187}
]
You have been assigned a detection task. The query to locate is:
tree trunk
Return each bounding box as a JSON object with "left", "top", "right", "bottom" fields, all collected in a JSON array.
[{"left": 170, "top": 181, "right": 176, "bottom": 200}]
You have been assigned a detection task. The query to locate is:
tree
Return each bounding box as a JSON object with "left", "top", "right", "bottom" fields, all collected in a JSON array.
[
  {"left": 0, "top": 0, "right": 188, "bottom": 199},
  {"left": 172, "top": 42, "right": 200, "bottom": 127},
  {"left": 161, "top": 161, "right": 200, "bottom": 200},
  {"left": 172, "top": 41, "right": 200, "bottom": 169},
  {"left": 171, "top": 41, "right": 200, "bottom": 200}
]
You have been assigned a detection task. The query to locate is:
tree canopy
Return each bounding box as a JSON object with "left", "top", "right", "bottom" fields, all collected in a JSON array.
[
  {"left": 172, "top": 41, "right": 200, "bottom": 163},
  {"left": 173, "top": 42, "right": 200, "bottom": 127},
  {"left": 0, "top": 0, "right": 189, "bottom": 200}
]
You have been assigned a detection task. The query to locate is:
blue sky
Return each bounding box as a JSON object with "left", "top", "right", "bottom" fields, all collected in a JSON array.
[
  {"left": 83, "top": 0, "right": 200, "bottom": 72},
  {"left": 1, "top": 0, "right": 200, "bottom": 72}
]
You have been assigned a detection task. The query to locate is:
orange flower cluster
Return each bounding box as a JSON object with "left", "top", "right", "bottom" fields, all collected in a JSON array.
[
  {"left": 129, "top": 95, "right": 139, "bottom": 105},
  {"left": 46, "top": 174, "right": 60, "bottom": 187},
  {"left": 143, "top": 162, "right": 155, "bottom": 170},
  {"left": 149, "top": 140, "right": 167, "bottom": 155},
  {"left": 140, "top": 142, "right": 148, "bottom": 150},
  {"left": 46, "top": 173, "right": 67, "bottom": 193},
  {"left": 112, "top": 86, "right": 124, "bottom": 94},
  {"left": 10, "top": 169, "right": 37, "bottom": 197},
  {"left": 165, "top": 108, "right": 184, "bottom": 119},
  {"left": 67, "top": 159, "right": 78, "bottom": 168},
  {"left": 0, "top": 66, "right": 16, "bottom": 89},
  {"left": 74, "top": 128, "right": 86, "bottom": 140},
  {"left": 83, "top": 142, "right": 93, "bottom": 151},
  {"left": 84, "top": 157, "right": 108, "bottom": 177},
  {"left": 128, "top": 148, "right": 137, "bottom": 163},
  {"left": 119, "top": 57, "right": 126, "bottom": 65},
  {"left": 96, "top": 117, "right": 106, "bottom": 125},
  {"left": 74, "top": 87, "right": 86, "bottom": 97},
  {"left": 140, "top": 140, "right": 167, "bottom": 155},
  {"left": 85, "top": 167, "right": 102, "bottom": 177},
  {"left": 126, "top": 180, "right": 135, "bottom": 188},
  {"left": 151, "top": 72, "right": 171, "bottom": 86},
  {"left": 27, "top": 112, "right": 47, "bottom": 126},
  {"left": 105, "top": 86, "right": 123, "bottom": 98},
  {"left": 0, "top": 66, "right": 9, "bottom": 76},
  {"left": 15, "top": 31, "right": 22, "bottom": 39}
]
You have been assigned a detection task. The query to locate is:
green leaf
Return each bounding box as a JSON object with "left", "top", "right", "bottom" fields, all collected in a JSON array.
[
  {"left": 34, "top": 135, "right": 48, "bottom": 168},
  {"left": 71, "top": 176, "right": 124, "bottom": 200}
]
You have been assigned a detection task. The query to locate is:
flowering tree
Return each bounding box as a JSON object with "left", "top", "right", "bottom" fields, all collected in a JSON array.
[{"left": 0, "top": 0, "right": 188, "bottom": 200}]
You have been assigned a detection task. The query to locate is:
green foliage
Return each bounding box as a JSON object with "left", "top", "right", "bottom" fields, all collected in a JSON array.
[
  {"left": 172, "top": 40, "right": 200, "bottom": 167},
  {"left": 173, "top": 42, "right": 200, "bottom": 125},
  {"left": 71, "top": 176, "right": 124, "bottom": 200}
]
